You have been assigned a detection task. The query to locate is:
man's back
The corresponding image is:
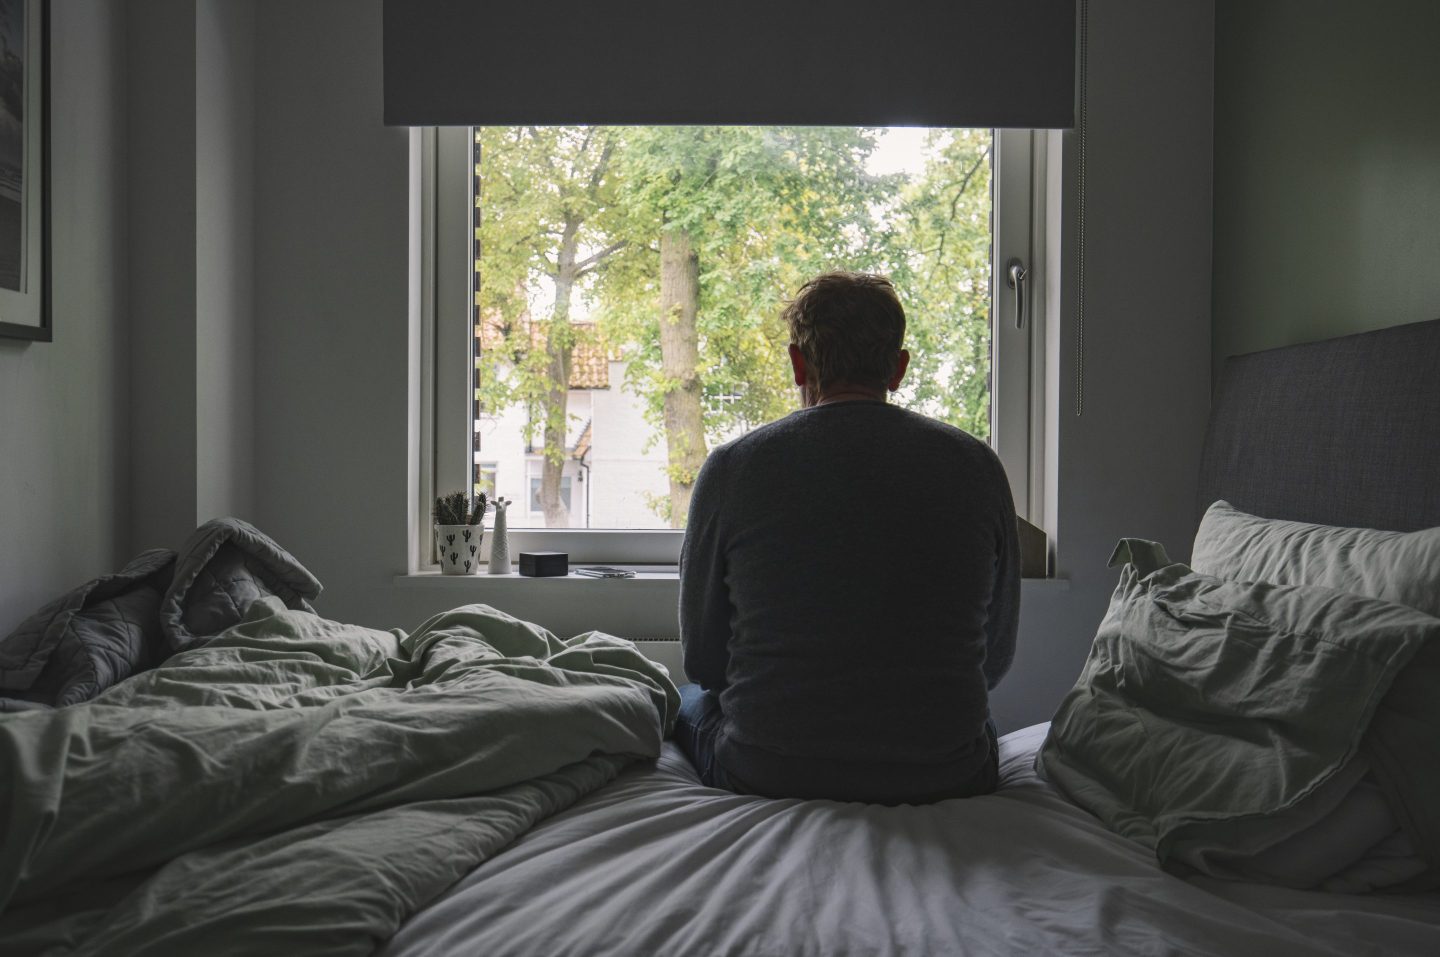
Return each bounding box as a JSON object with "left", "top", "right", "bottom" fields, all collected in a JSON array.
[{"left": 680, "top": 399, "right": 1019, "bottom": 804}]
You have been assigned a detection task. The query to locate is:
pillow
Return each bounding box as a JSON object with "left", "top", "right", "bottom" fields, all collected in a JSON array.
[
  {"left": 1039, "top": 556, "right": 1440, "bottom": 891},
  {"left": 1192, "top": 500, "right": 1440, "bottom": 617}
]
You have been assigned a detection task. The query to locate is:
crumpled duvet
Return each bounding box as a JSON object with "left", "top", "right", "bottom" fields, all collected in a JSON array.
[
  {"left": 159, "top": 517, "right": 322, "bottom": 652},
  {"left": 0, "top": 599, "right": 678, "bottom": 957},
  {"left": 0, "top": 518, "right": 318, "bottom": 711}
]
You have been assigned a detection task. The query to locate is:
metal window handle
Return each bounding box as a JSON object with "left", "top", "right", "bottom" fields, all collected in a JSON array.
[{"left": 1006, "top": 259, "right": 1028, "bottom": 330}]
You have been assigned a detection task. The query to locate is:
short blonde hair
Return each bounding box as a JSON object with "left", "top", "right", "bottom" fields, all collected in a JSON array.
[{"left": 782, "top": 272, "right": 906, "bottom": 391}]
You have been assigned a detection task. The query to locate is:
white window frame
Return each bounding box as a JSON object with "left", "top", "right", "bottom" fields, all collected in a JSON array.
[{"left": 421, "top": 126, "right": 1047, "bottom": 568}]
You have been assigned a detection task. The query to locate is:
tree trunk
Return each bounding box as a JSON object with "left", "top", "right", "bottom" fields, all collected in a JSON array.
[
  {"left": 658, "top": 226, "right": 707, "bottom": 527},
  {"left": 540, "top": 219, "right": 580, "bottom": 528},
  {"left": 539, "top": 329, "right": 572, "bottom": 528}
]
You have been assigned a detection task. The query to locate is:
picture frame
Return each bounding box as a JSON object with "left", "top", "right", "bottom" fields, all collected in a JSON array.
[{"left": 0, "top": 0, "right": 49, "bottom": 342}]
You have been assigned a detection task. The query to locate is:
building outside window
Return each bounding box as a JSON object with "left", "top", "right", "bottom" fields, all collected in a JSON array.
[
  {"left": 472, "top": 462, "right": 498, "bottom": 503},
  {"left": 525, "top": 460, "right": 574, "bottom": 518}
]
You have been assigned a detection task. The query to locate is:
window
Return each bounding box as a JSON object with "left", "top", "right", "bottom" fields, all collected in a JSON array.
[
  {"left": 474, "top": 462, "right": 497, "bottom": 501},
  {"left": 425, "top": 126, "right": 1048, "bottom": 565},
  {"left": 527, "top": 468, "right": 573, "bottom": 515}
]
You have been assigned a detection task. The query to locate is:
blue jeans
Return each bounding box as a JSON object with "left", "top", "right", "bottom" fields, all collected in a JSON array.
[
  {"left": 674, "top": 682, "right": 1001, "bottom": 799},
  {"left": 673, "top": 683, "right": 733, "bottom": 790}
]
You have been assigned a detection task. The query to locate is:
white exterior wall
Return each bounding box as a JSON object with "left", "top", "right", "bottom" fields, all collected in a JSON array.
[
  {"left": 477, "top": 359, "right": 673, "bottom": 530},
  {"left": 587, "top": 360, "right": 672, "bottom": 528},
  {"left": 474, "top": 397, "right": 585, "bottom": 527}
]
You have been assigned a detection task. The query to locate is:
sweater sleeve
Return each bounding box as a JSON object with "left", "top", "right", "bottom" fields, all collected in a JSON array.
[
  {"left": 679, "top": 448, "right": 732, "bottom": 691},
  {"left": 982, "top": 452, "right": 1021, "bottom": 691}
]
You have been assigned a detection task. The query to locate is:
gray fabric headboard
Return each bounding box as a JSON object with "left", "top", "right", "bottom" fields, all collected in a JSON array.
[{"left": 1198, "top": 318, "right": 1440, "bottom": 532}]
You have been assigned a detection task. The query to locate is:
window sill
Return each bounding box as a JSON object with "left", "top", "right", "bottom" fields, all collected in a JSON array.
[
  {"left": 396, "top": 570, "right": 1067, "bottom": 587},
  {"left": 396, "top": 568, "right": 681, "bottom": 586}
]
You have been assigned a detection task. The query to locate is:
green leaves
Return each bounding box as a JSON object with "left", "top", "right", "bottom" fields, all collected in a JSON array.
[
  {"left": 475, "top": 125, "right": 996, "bottom": 524},
  {"left": 597, "top": 126, "right": 903, "bottom": 445},
  {"left": 886, "top": 129, "right": 994, "bottom": 437}
]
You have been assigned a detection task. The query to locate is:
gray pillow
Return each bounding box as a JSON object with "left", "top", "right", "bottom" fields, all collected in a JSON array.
[
  {"left": 1192, "top": 501, "right": 1440, "bottom": 618},
  {"left": 1040, "top": 558, "right": 1440, "bottom": 891}
]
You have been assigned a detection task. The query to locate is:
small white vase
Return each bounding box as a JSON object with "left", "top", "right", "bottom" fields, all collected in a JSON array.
[
  {"left": 488, "top": 502, "right": 511, "bottom": 574},
  {"left": 435, "top": 524, "right": 483, "bottom": 575}
]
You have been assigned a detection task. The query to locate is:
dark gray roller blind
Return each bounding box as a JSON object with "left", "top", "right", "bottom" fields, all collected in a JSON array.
[{"left": 384, "top": 0, "right": 1076, "bottom": 128}]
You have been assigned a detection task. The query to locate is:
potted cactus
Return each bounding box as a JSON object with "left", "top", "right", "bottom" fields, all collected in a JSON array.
[{"left": 433, "top": 491, "right": 487, "bottom": 575}]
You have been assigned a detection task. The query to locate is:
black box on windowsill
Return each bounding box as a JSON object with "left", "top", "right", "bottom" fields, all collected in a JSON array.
[{"left": 518, "top": 551, "right": 569, "bottom": 577}]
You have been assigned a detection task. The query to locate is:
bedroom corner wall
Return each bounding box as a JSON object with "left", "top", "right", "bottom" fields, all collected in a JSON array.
[
  {"left": 251, "top": 1, "right": 413, "bottom": 626},
  {"left": 1212, "top": 0, "right": 1440, "bottom": 371},
  {"left": 126, "top": 0, "right": 197, "bottom": 553},
  {"left": 126, "top": 0, "right": 258, "bottom": 556},
  {"left": 0, "top": 1, "right": 129, "bottom": 634},
  {"left": 196, "top": 0, "right": 258, "bottom": 531}
]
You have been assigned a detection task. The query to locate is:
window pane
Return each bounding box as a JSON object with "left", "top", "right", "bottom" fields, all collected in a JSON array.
[
  {"left": 472, "top": 126, "right": 993, "bottom": 531},
  {"left": 527, "top": 473, "right": 572, "bottom": 514},
  {"left": 473, "top": 462, "right": 497, "bottom": 501}
]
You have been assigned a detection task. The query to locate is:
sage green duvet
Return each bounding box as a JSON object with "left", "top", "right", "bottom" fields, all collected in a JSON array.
[{"left": 0, "top": 598, "right": 678, "bottom": 956}]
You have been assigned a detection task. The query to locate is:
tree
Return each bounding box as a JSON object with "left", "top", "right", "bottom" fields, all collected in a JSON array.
[
  {"left": 598, "top": 126, "right": 903, "bottom": 525},
  {"left": 475, "top": 125, "right": 996, "bottom": 528},
  {"left": 474, "top": 127, "right": 630, "bottom": 526},
  {"left": 887, "top": 129, "right": 994, "bottom": 439}
]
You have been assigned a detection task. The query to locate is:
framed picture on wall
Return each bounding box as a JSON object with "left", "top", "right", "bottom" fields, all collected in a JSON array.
[{"left": 0, "top": 0, "right": 48, "bottom": 342}]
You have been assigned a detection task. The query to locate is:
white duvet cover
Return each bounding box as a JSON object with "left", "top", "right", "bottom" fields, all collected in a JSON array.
[{"left": 381, "top": 724, "right": 1440, "bottom": 957}]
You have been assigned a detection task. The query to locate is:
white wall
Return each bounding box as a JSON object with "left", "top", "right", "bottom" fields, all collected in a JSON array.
[
  {"left": 247, "top": 0, "right": 1213, "bottom": 732},
  {"left": 252, "top": 1, "right": 414, "bottom": 623},
  {"left": 1212, "top": 0, "right": 1440, "bottom": 367},
  {"left": 479, "top": 363, "right": 685, "bottom": 530},
  {"left": 196, "top": 0, "right": 257, "bottom": 526},
  {"left": 987, "top": 0, "right": 1215, "bottom": 730},
  {"left": 479, "top": 389, "right": 591, "bottom": 527},
  {"left": 588, "top": 361, "right": 673, "bottom": 527},
  {"left": 126, "top": 0, "right": 197, "bottom": 553},
  {"left": 126, "top": 0, "right": 258, "bottom": 555},
  {"left": 0, "top": 1, "right": 129, "bottom": 634}
]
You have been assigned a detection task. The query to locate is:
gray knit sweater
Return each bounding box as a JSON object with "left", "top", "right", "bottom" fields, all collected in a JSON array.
[{"left": 679, "top": 400, "right": 1020, "bottom": 803}]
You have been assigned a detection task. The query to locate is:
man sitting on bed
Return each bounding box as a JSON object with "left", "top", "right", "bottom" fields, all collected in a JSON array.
[{"left": 675, "top": 271, "right": 1020, "bottom": 804}]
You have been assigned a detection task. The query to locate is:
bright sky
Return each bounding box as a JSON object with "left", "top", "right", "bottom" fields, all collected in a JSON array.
[{"left": 867, "top": 127, "right": 934, "bottom": 176}]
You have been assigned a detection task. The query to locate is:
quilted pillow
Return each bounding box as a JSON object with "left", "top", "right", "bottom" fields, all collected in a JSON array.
[
  {"left": 1191, "top": 500, "right": 1440, "bottom": 617},
  {"left": 1040, "top": 555, "right": 1440, "bottom": 892},
  {"left": 0, "top": 549, "right": 176, "bottom": 711}
]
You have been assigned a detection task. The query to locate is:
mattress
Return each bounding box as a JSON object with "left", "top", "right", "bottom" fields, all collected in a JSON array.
[{"left": 380, "top": 724, "right": 1440, "bottom": 956}]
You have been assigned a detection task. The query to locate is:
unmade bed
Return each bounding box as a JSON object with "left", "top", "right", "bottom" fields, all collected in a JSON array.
[
  {"left": 2, "top": 320, "right": 1438, "bottom": 956},
  {"left": 381, "top": 727, "right": 1440, "bottom": 957},
  {"left": 384, "top": 318, "right": 1440, "bottom": 957}
]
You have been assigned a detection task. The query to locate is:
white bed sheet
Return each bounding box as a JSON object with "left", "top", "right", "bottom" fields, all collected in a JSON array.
[{"left": 381, "top": 724, "right": 1440, "bottom": 957}]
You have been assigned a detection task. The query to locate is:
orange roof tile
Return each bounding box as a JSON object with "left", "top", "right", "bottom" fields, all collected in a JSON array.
[
  {"left": 571, "top": 419, "right": 593, "bottom": 460},
  {"left": 476, "top": 316, "right": 613, "bottom": 390}
]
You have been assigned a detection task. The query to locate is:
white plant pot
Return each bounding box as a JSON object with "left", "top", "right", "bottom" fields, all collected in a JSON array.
[{"left": 435, "top": 524, "right": 484, "bottom": 575}]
